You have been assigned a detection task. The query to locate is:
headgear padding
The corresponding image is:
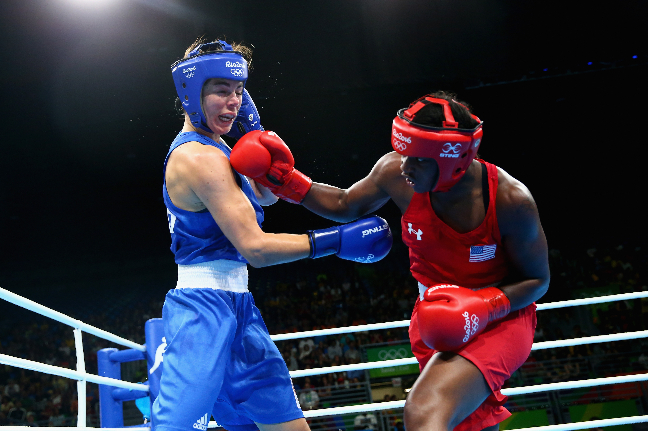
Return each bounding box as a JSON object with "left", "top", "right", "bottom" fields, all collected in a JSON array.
[
  {"left": 171, "top": 40, "right": 248, "bottom": 133},
  {"left": 391, "top": 96, "right": 483, "bottom": 192}
]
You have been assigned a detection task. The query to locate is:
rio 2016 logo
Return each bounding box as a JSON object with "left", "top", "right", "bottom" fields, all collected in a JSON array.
[
  {"left": 392, "top": 130, "right": 411, "bottom": 151},
  {"left": 182, "top": 66, "right": 196, "bottom": 78}
]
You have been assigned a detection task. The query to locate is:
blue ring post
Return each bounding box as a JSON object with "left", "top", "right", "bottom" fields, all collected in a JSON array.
[{"left": 98, "top": 347, "right": 147, "bottom": 427}]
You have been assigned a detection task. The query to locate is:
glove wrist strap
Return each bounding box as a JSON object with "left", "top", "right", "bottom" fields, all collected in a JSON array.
[
  {"left": 478, "top": 287, "right": 511, "bottom": 322},
  {"left": 277, "top": 170, "right": 313, "bottom": 204},
  {"left": 308, "top": 227, "right": 340, "bottom": 259}
]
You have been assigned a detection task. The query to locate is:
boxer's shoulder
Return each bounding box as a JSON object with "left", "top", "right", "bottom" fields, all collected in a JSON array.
[
  {"left": 370, "top": 151, "right": 413, "bottom": 209},
  {"left": 495, "top": 166, "right": 540, "bottom": 237}
]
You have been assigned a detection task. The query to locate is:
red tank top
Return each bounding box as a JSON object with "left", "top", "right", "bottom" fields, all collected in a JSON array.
[{"left": 401, "top": 160, "right": 509, "bottom": 290}]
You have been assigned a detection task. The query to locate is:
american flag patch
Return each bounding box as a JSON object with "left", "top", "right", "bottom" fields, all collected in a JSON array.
[{"left": 469, "top": 244, "right": 497, "bottom": 262}]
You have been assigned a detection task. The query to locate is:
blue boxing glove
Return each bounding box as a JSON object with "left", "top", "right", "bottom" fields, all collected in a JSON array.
[
  {"left": 308, "top": 216, "right": 392, "bottom": 263},
  {"left": 226, "top": 88, "right": 264, "bottom": 139}
]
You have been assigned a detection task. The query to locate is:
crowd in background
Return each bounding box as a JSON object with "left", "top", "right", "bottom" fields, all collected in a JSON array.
[{"left": 1, "top": 241, "right": 646, "bottom": 426}]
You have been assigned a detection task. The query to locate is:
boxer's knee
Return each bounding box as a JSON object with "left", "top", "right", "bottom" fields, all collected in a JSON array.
[{"left": 404, "top": 385, "right": 458, "bottom": 431}]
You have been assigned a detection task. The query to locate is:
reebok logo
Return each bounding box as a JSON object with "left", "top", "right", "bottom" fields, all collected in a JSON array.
[{"left": 193, "top": 413, "right": 209, "bottom": 430}]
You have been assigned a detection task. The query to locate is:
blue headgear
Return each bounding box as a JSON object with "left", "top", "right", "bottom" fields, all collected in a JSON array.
[{"left": 171, "top": 40, "right": 248, "bottom": 133}]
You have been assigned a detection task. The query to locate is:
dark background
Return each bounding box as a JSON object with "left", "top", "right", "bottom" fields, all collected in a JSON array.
[{"left": 0, "top": 0, "right": 646, "bottom": 305}]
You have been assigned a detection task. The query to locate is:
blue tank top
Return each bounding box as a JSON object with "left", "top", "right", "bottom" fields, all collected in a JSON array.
[{"left": 163, "top": 131, "right": 264, "bottom": 265}]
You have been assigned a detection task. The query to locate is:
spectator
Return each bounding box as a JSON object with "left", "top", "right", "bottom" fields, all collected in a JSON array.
[
  {"left": 299, "top": 338, "right": 315, "bottom": 361},
  {"left": 4, "top": 379, "right": 20, "bottom": 398},
  {"left": 346, "top": 350, "right": 365, "bottom": 383},
  {"left": 283, "top": 348, "right": 299, "bottom": 371},
  {"left": 48, "top": 406, "right": 66, "bottom": 427},
  {"left": 316, "top": 376, "right": 332, "bottom": 401},
  {"left": 354, "top": 412, "right": 378, "bottom": 430},
  {"left": 326, "top": 338, "right": 343, "bottom": 361},
  {"left": 8, "top": 400, "right": 27, "bottom": 425},
  {"left": 298, "top": 380, "right": 319, "bottom": 411},
  {"left": 344, "top": 340, "right": 361, "bottom": 363},
  {"left": 25, "top": 412, "right": 38, "bottom": 427}
]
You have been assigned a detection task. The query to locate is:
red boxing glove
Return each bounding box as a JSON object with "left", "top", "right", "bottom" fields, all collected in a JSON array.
[
  {"left": 230, "top": 130, "right": 312, "bottom": 204},
  {"left": 417, "top": 284, "right": 511, "bottom": 352}
]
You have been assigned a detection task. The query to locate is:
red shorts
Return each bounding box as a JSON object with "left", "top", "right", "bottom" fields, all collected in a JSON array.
[{"left": 409, "top": 298, "right": 537, "bottom": 431}]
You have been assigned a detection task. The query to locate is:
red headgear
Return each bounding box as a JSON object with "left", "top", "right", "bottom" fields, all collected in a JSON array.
[{"left": 391, "top": 96, "right": 483, "bottom": 192}]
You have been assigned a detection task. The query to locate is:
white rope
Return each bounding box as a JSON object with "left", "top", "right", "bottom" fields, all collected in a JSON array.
[
  {"left": 289, "top": 329, "right": 648, "bottom": 378},
  {"left": 3, "top": 416, "right": 645, "bottom": 431},
  {"left": 532, "top": 329, "right": 648, "bottom": 350},
  {"left": 3, "top": 285, "right": 648, "bottom": 428},
  {"left": 270, "top": 320, "right": 411, "bottom": 341},
  {"left": 505, "top": 415, "right": 648, "bottom": 431},
  {"left": 0, "top": 286, "right": 145, "bottom": 351},
  {"left": 289, "top": 373, "right": 648, "bottom": 419},
  {"left": 0, "top": 428, "right": 136, "bottom": 431},
  {"left": 73, "top": 328, "right": 87, "bottom": 428},
  {"left": 535, "top": 291, "right": 648, "bottom": 310},
  {"left": 290, "top": 358, "right": 417, "bottom": 378},
  {"left": 303, "top": 400, "right": 406, "bottom": 418},
  {"left": 501, "top": 372, "right": 648, "bottom": 396},
  {"left": 270, "top": 291, "right": 648, "bottom": 341},
  {"left": 0, "top": 353, "right": 149, "bottom": 392}
]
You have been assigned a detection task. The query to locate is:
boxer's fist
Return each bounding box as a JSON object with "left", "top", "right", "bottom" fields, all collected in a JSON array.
[
  {"left": 226, "top": 88, "right": 264, "bottom": 139},
  {"left": 418, "top": 285, "right": 511, "bottom": 351},
  {"left": 308, "top": 216, "right": 392, "bottom": 262},
  {"left": 230, "top": 130, "right": 312, "bottom": 204}
]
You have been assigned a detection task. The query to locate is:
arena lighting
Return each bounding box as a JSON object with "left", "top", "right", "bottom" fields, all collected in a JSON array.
[{"left": 62, "top": 0, "right": 119, "bottom": 9}]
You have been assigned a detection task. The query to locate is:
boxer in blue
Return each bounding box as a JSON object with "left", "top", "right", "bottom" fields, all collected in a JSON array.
[{"left": 152, "top": 38, "right": 393, "bottom": 431}]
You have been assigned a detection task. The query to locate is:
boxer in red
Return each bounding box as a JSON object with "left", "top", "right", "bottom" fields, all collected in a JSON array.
[{"left": 230, "top": 91, "right": 550, "bottom": 431}]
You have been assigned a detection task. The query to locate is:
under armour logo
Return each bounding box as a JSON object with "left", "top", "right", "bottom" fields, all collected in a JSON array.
[
  {"left": 407, "top": 223, "right": 423, "bottom": 240},
  {"left": 149, "top": 337, "right": 167, "bottom": 375}
]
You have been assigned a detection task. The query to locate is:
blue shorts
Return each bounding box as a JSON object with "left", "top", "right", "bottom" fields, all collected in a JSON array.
[{"left": 152, "top": 289, "right": 303, "bottom": 431}]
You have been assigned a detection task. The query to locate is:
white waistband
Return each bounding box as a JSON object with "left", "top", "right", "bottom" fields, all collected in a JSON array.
[
  {"left": 176, "top": 260, "right": 249, "bottom": 293},
  {"left": 418, "top": 282, "right": 427, "bottom": 300},
  {"left": 418, "top": 281, "right": 491, "bottom": 300}
]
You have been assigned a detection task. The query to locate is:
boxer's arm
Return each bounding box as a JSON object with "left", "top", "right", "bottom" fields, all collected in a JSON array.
[
  {"left": 496, "top": 168, "right": 550, "bottom": 311},
  {"left": 302, "top": 152, "right": 402, "bottom": 223},
  {"left": 174, "top": 144, "right": 310, "bottom": 267}
]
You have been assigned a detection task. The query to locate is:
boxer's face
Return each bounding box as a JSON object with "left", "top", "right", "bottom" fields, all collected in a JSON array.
[
  {"left": 400, "top": 156, "right": 439, "bottom": 193},
  {"left": 201, "top": 78, "right": 243, "bottom": 135}
]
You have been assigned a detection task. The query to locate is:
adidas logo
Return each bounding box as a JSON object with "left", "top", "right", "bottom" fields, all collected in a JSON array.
[{"left": 193, "top": 413, "right": 209, "bottom": 430}]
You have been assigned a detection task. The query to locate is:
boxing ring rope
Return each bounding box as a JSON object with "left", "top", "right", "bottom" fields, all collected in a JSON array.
[
  {"left": 1, "top": 286, "right": 648, "bottom": 430},
  {"left": 0, "top": 287, "right": 145, "bottom": 351},
  {"left": 270, "top": 290, "right": 648, "bottom": 341},
  {"left": 288, "top": 329, "right": 648, "bottom": 378},
  {"left": 0, "top": 286, "right": 148, "bottom": 429}
]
